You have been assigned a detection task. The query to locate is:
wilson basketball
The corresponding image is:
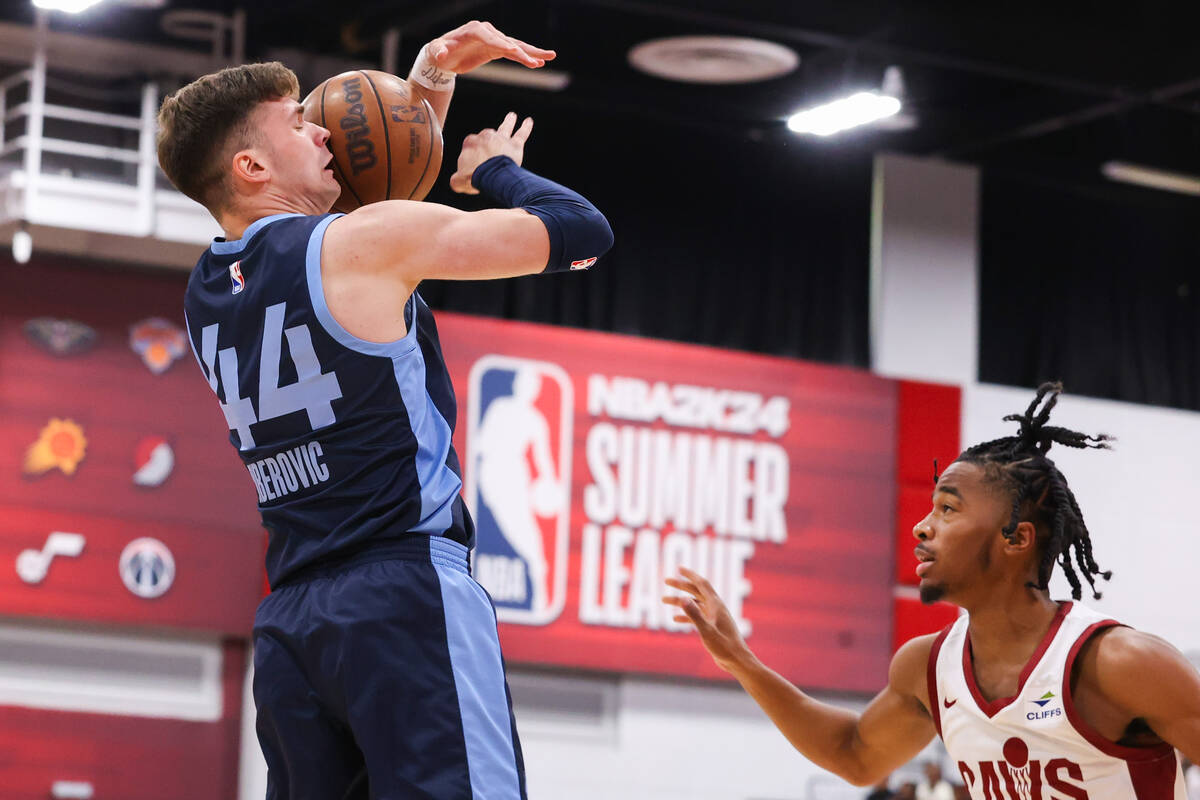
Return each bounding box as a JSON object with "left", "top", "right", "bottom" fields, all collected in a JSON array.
[{"left": 302, "top": 70, "right": 443, "bottom": 211}]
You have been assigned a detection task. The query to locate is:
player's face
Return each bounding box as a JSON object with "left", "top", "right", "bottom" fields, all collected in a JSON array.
[
  {"left": 255, "top": 97, "right": 341, "bottom": 212},
  {"left": 912, "top": 461, "right": 1011, "bottom": 605}
]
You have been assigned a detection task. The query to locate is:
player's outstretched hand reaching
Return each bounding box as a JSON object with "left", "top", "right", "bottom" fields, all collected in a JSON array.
[
  {"left": 450, "top": 111, "right": 534, "bottom": 194},
  {"left": 426, "top": 20, "right": 556, "bottom": 75},
  {"left": 664, "top": 567, "right": 755, "bottom": 674}
]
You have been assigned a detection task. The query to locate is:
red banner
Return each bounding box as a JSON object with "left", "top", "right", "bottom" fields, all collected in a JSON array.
[
  {"left": 0, "top": 258, "right": 263, "bottom": 636},
  {"left": 439, "top": 312, "right": 898, "bottom": 691},
  {"left": 1, "top": 256, "right": 900, "bottom": 690}
]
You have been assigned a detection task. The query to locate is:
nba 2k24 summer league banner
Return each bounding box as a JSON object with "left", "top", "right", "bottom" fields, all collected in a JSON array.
[
  {"left": 0, "top": 257, "right": 264, "bottom": 635},
  {"left": 438, "top": 313, "right": 898, "bottom": 691}
]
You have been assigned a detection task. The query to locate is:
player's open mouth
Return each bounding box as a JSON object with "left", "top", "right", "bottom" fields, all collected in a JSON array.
[{"left": 914, "top": 547, "right": 934, "bottom": 578}]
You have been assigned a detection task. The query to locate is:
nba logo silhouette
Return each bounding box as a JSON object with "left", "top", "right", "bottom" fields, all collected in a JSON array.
[
  {"left": 467, "top": 355, "right": 573, "bottom": 625},
  {"left": 229, "top": 261, "right": 245, "bottom": 294}
]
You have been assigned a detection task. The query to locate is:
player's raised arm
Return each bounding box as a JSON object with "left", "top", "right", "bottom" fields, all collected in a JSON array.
[
  {"left": 407, "top": 21, "right": 556, "bottom": 128},
  {"left": 664, "top": 568, "right": 938, "bottom": 786},
  {"left": 323, "top": 111, "right": 612, "bottom": 286}
]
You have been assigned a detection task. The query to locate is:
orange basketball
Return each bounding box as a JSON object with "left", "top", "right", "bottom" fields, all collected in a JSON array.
[{"left": 302, "top": 70, "right": 443, "bottom": 211}]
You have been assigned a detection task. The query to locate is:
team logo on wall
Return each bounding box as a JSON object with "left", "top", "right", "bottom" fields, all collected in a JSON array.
[
  {"left": 466, "top": 355, "right": 573, "bottom": 625},
  {"left": 118, "top": 537, "right": 175, "bottom": 599},
  {"left": 15, "top": 531, "right": 85, "bottom": 584},
  {"left": 23, "top": 317, "right": 97, "bottom": 356},
  {"left": 132, "top": 436, "right": 175, "bottom": 487},
  {"left": 129, "top": 317, "right": 187, "bottom": 374},
  {"left": 23, "top": 418, "right": 87, "bottom": 477}
]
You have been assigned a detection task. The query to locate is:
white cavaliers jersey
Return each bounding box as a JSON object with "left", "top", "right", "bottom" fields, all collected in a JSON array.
[{"left": 928, "top": 601, "right": 1185, "bottom": 800}]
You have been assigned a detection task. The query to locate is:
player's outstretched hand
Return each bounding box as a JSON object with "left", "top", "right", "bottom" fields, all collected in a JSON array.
[
  {"left": 450, "top": 112, "right": 533, "bottom": 194},
  {"left": 427, "top": 20, "right": 556, "bottom": 75},
  {"left": 664, "top": 567, "right": 754, "bottom": 674}
]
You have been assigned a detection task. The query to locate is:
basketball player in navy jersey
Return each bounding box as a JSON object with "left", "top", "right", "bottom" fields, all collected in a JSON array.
[
  {"left": 157, "top": 21, "right": 611, "bottom": 800},
  {"left": 666, "top": 384, "right": 1200, "bottom": 798}
]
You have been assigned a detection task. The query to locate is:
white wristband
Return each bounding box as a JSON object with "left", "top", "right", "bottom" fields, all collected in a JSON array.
[{"left": 410, "top": 44, "right": 455, "bottom": 91}]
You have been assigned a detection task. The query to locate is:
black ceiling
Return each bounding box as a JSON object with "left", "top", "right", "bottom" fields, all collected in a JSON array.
[{"left": 8, "top": 0, "right": 1200, "bottom": 187}]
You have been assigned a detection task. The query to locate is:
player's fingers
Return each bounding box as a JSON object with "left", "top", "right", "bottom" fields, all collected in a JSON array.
[
  {"left": 510, "top": 38, "right": 557, "bottom": 60},
  {"left": 664, "top": 576, "right": 701, "bottom": 599},
  {"left": 449, "top": 171, "right": 479, "bottom": 195},
  {"left": 680, "top": 598, "right": 707, "bottom": 628},
  {"left": 496, "top": 112, "right": 518, "bottom": 137},
  {"left": 512, "top": 116, "right": 534, "bottom": 145},
  {"left": 672, "top": 614, "right": 692, "bottom": 625},
  {"left": 678, "top": 567, "right": 716, "bottom": 599}
]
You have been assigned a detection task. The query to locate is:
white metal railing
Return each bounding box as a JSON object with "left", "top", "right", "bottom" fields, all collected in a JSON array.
[{"left": 0, "top": 66, "right": 159, "bottom": 234}]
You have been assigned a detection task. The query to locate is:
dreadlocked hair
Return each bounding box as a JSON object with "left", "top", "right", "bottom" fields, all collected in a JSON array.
[{"left": 955, "top": 382, "right": 1114, "bottom": 600}]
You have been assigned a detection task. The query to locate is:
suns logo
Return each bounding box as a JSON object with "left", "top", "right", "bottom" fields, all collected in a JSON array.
[{"left": 466, "top": 355, "right": 573, "bottom": 625}]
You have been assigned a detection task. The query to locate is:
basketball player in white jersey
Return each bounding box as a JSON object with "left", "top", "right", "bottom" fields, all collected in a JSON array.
[{"left": 666, "top": 383, "right": 1200, "bottom": 799}]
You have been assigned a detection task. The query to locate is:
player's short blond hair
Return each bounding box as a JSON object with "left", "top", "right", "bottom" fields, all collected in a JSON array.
[{"left": 157, "top": 62, "right": 299, "bottom": 215}]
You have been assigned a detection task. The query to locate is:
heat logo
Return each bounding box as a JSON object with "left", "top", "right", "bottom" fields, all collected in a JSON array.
[{"left": 467, "top": 356, "right": 573, "bottom": 625}]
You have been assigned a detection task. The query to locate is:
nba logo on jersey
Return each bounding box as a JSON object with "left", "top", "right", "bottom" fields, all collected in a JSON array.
[
  {"left": 229, "top": 261, "right": 245, "bottom": 294},
  {"left": 466, "top": 355, "right": 573, "bottom": 625}
]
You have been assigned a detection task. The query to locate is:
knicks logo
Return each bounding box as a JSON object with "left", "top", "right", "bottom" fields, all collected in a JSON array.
[
  {"left": 466, "top": 355, "right": 573, "bottom": 625},
  {"left": 958, "top": 737, "right": 1089, "bottom": 800}
]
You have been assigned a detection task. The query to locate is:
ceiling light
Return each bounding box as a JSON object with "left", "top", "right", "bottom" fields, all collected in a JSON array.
[
  {"left": 1101, "top": 161, "right": 1200, "bottom": 196},
  {"left": 32, "top": 0, "right": 107, "bottom": 12},
  {"left": 787, "top": 92, "right": 901, "bottom": 137},
  {"left": 12, "top": 224, "right": 32, "bottom": 265},
  {"left": 875, "top": 66, "right": 918, "bottom": 131},
  {"left": 629, "top": 36, "right": 798, "bottom": 84}
]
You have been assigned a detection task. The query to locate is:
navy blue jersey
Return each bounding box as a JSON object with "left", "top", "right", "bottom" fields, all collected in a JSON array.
[{"left": 184, "top": 213, "right": 473, "bottom": 587}]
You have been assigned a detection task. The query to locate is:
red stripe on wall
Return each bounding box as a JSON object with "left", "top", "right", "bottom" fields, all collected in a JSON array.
[{"left": 893, "top": 380, "right": 961, "bottom": 652}]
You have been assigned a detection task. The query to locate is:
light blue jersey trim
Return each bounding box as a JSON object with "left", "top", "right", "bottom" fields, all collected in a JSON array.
[
  {"left": 304, "top": 214, "right": 420, "bottom": 358},
  {"left": 210, "top": 213, "right": 302, "bottom": 254},
  {"left": 392, "top": 340, "right": 461, "bottom": 535},
  {"left": 433, "top": 545, "right": 523, "bottom": 799}
]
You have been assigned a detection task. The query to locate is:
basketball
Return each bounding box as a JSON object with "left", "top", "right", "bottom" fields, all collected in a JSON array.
[{"left": 301, "top": 70, "right": 443, "bottom": 211}]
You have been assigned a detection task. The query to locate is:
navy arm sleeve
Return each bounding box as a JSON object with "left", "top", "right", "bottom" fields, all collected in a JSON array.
[{"left": 470, "top": 155, "right": 614, "bottom": 273}]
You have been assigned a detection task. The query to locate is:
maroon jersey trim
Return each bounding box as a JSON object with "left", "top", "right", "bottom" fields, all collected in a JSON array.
[
  {"left": 1061, "top": 620, "right": 1177, "bottom": 768},
  {"left": 961, "top": 601, "right": 1073, "bottom": 718},
  {"left": 927, "top": 623, "right": 954, "bottom": 738}
]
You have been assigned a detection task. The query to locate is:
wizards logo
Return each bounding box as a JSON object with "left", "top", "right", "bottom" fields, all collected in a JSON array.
[{"left": 466, "top": 355, "right": 573, "bottom": 625}]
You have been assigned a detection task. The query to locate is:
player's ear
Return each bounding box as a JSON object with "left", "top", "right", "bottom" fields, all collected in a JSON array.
[
  {"left": 231, "top": 148, "right": 269, "bottom": 186},
  {"left": 1003, "top": 520, "right": 1038, "bottom": 555}
]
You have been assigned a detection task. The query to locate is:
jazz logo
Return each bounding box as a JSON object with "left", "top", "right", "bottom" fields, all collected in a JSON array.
[
  {"left": 16, "top": 532, "right": 85, "bottom": 584},
  {"left": 466, "top": 356, "right": 572, "bottom": 625}
]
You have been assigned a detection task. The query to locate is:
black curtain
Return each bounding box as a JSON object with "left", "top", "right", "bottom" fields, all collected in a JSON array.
[
  {"left": 980, "top": 170, "right": 1200, "bottom": 411},
  {"left": 416, "top": 82, "right": 872, "bottom": 367}
]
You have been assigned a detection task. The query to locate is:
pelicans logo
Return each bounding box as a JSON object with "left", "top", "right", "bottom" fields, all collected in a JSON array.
[
  {"left": 23, "top": 418, "right": 87, "bottom": 477},
  {"left": 23, "top": 317, "right": 97, "bottom": 356},
  {"left": 129, "top": 317, "right": 188, "bottom": 374}
]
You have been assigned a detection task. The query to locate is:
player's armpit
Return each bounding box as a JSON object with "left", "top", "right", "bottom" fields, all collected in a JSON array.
[
  {"left": 1086, "top": 627, "right": 1200, "bottom": 763},
  {"left": 323, "top": 200, "right": 549, "bottom": 285}
]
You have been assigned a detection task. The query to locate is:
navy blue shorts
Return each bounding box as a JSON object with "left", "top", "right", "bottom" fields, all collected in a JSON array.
[{"left": 252, "top": 536, "right": 526, "bottom": 799}]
